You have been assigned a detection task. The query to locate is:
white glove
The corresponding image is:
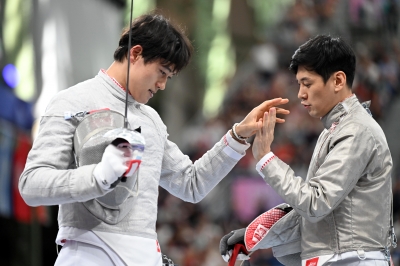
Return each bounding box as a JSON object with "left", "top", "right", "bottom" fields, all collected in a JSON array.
[
  {"left": 93, "top": 144, "right": 128, "bottom": 190},
  {"left": 222, "top": 249, "right": 251, "bottom": 263}
]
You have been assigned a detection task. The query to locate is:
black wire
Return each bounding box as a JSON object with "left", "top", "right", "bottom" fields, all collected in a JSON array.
[{"left": 124, "top": 0, "right": 134, "bottom": 128}]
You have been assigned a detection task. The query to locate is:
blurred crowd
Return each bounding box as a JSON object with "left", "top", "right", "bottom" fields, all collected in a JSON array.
[{"left": 156, "top": 0, "right": 400, "bottom": 265}]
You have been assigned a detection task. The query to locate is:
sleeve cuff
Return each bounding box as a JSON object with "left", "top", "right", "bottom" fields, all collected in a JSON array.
[
  {"left": 225, "top": 131, "right": 250, "bottom": 153},
  {"left": 255, "top": 152, "right": 276, "bottom": 178}
]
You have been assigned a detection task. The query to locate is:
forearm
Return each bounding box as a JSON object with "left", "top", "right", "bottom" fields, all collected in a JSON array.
[
  {"left": 19, "top": 115, "right": 107, "bottom": 206},
  {"left": 160, "top": 132, "right": 247, "bottom": 203},
  {"left": 257, "top": 155, "right": 332, "bottom": 222},
  {"left": 257, "top": 153, "right": 364, "bottom": 223},
  {"left": 19, "top": 164, "right": 105, "bottom": 206}
]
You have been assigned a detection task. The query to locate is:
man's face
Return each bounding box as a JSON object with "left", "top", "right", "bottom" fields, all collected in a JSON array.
[
  {"left": 296, "top": 65, "right": 337, "bottom": 118},
  {"left": 129, "top": 57, "right": 175, "bottom": 104}
]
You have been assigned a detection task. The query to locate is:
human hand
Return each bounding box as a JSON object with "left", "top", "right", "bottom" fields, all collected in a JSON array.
[
  {"left": 220, "top": 228, "right": 250, "bottom": 263},
  {"left": 93, "top": 144, "right": 128, "bottom": 190},
  {"left": 235, "top": 98, "right": 289, "bottom": 138},
  {"left": 111, "top": 139, "right": 144, "bottom": 182},
  {"left": 252, "top": 108, "right": 276, "bottom": 162}
]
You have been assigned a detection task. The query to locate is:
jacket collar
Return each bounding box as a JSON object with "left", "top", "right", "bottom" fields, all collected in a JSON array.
[
  {"left": 96, "top": 70, "right": 142, "bottom": 108},
  {"left": 321, "top": 94, "right": 358, "bottom": 129}
]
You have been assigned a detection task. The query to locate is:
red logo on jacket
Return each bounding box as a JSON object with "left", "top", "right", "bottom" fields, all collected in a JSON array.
[{"left": 305, "top": 257, "right": 319, "bottom": 266}]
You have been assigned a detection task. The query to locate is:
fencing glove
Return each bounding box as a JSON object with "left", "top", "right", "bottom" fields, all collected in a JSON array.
[
  {"left": 220, "top": 228, "right": 251, "bottom": 264},
  {"left": 93, "top": 144, "right": 128, "bottom": 190}
]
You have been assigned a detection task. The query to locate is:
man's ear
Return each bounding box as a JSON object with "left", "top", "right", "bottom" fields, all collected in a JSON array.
[
  {"left": 333, "top": 71, "right": 347, "bottom": 92},
  {"left": 129, "top": 45, "right": 143, "bottom": 63}
]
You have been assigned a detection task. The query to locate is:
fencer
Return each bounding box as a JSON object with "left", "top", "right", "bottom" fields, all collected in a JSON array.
[{"left": 221, "top": 35, "right": 396, "bottom": 266}]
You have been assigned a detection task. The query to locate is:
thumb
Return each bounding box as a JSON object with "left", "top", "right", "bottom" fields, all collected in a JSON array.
[
  {"left": 256, "top": 118, "right": 263, "bottom": 130},
  {"left": 253, "top": 117, "right": 264, "bottom": 132}
]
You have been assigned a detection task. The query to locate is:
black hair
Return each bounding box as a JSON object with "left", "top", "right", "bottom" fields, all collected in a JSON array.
[
  {"left": 289, "top": 35, "right": 356, "bottom": 88},
  {"left": 114, "top": 13, "right": 193, "bottom": 73}
]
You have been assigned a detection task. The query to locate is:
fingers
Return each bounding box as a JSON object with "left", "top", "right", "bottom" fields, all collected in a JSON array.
[
  {"left": 256, "top": 118, "right": 263, "bottom": 130},
  {"left": 267, "top": 107, "right": 276, "bottom": 128},
  {"left": 241, "top": 99, "right": 287, "bottom": 138},
  {"left": 275, "top": 118, "right": 286, "bottom": 123},
  {"left": 252, "top": 108, "right": 278, "bottom": 137},
  {"left": 220, "top": 231, "right": 234, "bottom": 255},
  {"left": 255, "top": 123, "right": 262, "bottom": 139},
  {"left": 274, "top": 107, "right": 288, "bottom": 123},
  {"left": 227, "top": 228, "right": 246, "bottom": 245},
  {"left": 275, "top": 107, "right": 290, "bottom": 115},
  {"left": 270, "top": 106, "right": 289, "bottom": 124},
  {"left": 255, "top": 99, "right": 289, "bottom": 124},
  {"left": 269, "top": 107, "right": 277, "bottom": 125},
  {"left": 268, "top": 108, "right": 276, "bottom": 141},
  {"left": 258, "top": 98, "right": 289, "bottom": 110},
  {"left": 262, "top": 108, "right": 276, "bottom": 132},
  {"left": 252, "top": 109, "right": 275, "bottom": 161},
  {"left": 263, "top": 111, "right": 269, "bottom": 131},
  {"left": 265, "top": 97, "right": 289, "bottom": 106}
]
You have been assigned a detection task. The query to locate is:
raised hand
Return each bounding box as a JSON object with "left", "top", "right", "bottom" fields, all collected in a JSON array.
[
  {"left": 234, "top": 98, "right": 289, "bottom": 139},
  {"left": 252, "top": 108, "right": 277, "bottom": 161}
]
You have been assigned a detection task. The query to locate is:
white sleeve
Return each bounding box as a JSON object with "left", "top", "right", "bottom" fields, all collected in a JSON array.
[{"left": 255, "top": 152, "right": 276, "bottom": 178}]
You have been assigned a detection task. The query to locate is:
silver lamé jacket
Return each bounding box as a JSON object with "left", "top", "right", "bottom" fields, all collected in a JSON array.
[
  {"left": 19, "top": 70, "right": 244, "bottom": 240},
  {"left": 261, "top": 95, "right": 393, "bottom": 260}
]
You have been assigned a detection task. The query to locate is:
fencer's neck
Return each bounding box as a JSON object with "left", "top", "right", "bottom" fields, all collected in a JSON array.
[{"left": 106, "top": 61, "right": 128, "bottom": 90}]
